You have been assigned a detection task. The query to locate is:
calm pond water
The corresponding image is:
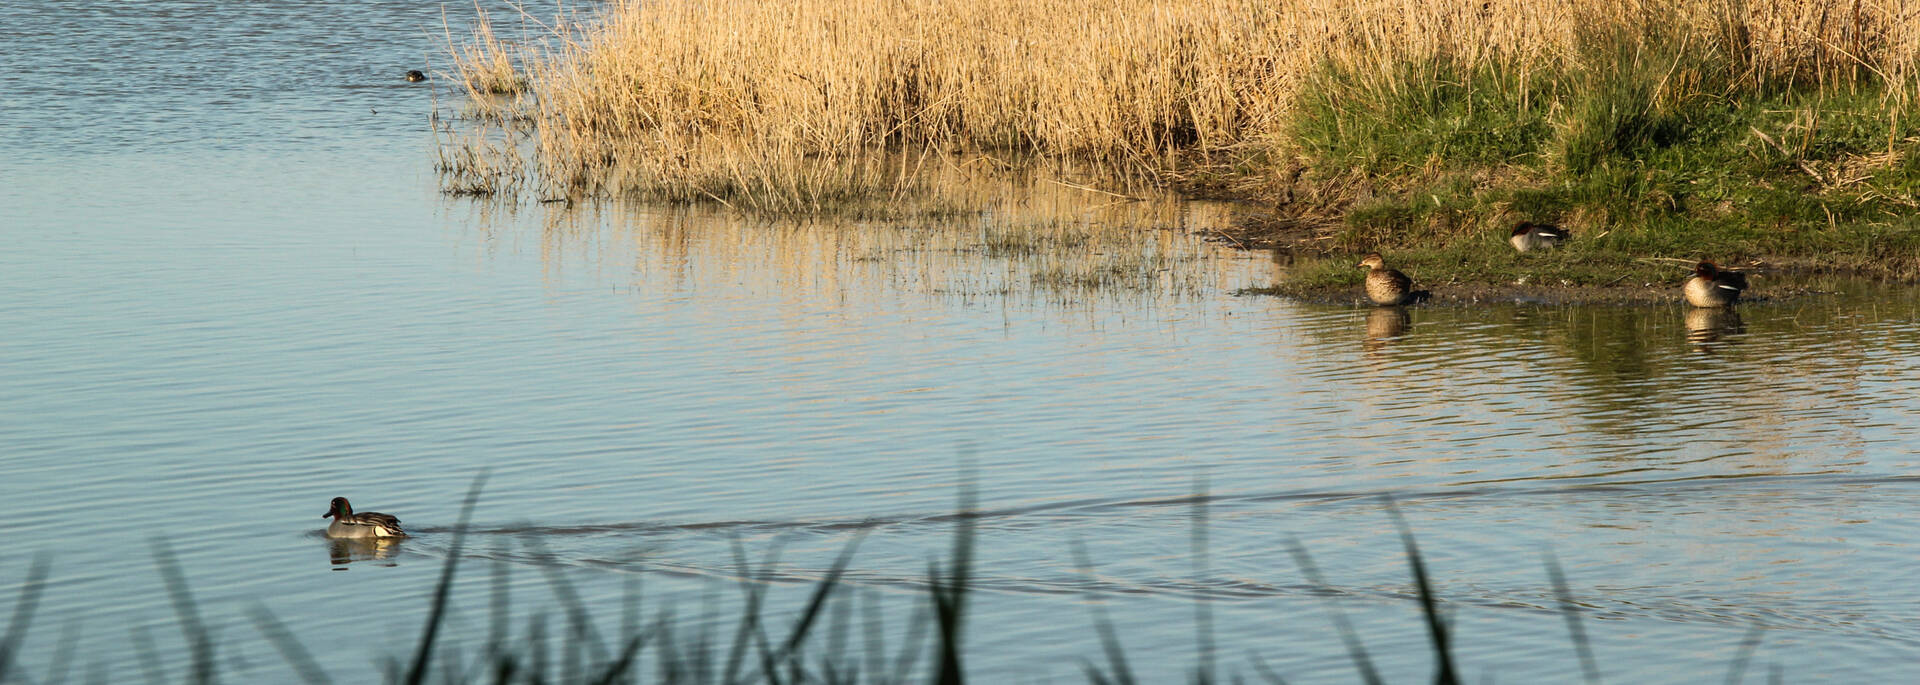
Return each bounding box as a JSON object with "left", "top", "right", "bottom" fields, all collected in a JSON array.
[{"left": 5, "top": 2, "right": 1920, "bottom": 683}]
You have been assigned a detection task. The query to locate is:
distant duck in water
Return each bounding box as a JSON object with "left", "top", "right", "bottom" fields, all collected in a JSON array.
[
  {"left": 1508, "top": 221, "right": 1568, "bottom": 252},
  {"left": 1357, "top": 253, "right": 1429, "bottom": 306},
  {"left": 404, "top": 70, "right": 427, "bottom": 82},
  {"left": 322, "top": 497, "right": 407, "bottom": 538},
  {"left": 1683, "top": 260, "right": 1748, "bottom": 308}
]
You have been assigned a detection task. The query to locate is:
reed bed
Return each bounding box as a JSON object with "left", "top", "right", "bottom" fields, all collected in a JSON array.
[
  {"left": 451, "top": 1, "right": 1917, "bottom": 173},
  {"left": 438, "top": 0, "right": 1920, "bottom": 278},
  {"left": 444, "top": 5, "right": 528, "bottom": 100}
]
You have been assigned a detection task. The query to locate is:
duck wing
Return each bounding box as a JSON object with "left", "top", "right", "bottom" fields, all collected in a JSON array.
[
  {"left": 1384, "top": 268, "right": 1412, "bottom": 291},
  {"left": 348, "top": 512, "right": 407, "bottom": 536}
]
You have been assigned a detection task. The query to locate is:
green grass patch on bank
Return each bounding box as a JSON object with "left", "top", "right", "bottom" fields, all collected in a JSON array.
[{"left": 1274, "top": 42, "right": 1920, "bottom": 285}]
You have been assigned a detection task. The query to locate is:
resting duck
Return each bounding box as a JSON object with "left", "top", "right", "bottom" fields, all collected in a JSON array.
[
  {"left": 1683, "top": 260, "right": 1748, "bottom": 308},
  {"left": 1508, "top": 222, "right": 1568, "bottom": 252},
  {"left": 322, "top": 497, "right": 407, "bottom": 538},
  {"left": 1357, "top": 253, "right": 1428, "bottom": 305},
  {"left": 404, "top": 70, "right": 428, "bottom": 82}
]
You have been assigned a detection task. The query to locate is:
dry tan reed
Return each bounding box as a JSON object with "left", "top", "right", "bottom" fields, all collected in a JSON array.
[
  {"left": 447, "top": 0, "right": 1920, "bottom": 205},
  {"left": 445, "top": 5, "right": 529, "bottom": 100}
]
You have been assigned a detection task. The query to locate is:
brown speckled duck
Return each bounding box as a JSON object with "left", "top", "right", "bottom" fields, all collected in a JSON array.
[
  {"left": 1508, "top": 222, "right": 1568, "bottom": 252},
  {"left": 1683, "top": 260, "right": 1748, "bottom": 308},
  {"left": 1357, "top": 253, "right": 1426, "bottom": 305}
]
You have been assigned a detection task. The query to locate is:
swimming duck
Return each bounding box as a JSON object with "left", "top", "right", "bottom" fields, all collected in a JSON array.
[
  {"left": 1508, "top": 222, "right": 1568, "bottom": 252},
  {"left": 322, "top": 497, "right": 407, "bottom": 538},
  {"left": 1682, "top": 260, "right": 1748, "bottom": 308},
  {"left": 1357, "top": 253, "right": 1426, "bottom": 306},
  {"left": 404, "top": 70, "right": 427, "bottom": 82}
]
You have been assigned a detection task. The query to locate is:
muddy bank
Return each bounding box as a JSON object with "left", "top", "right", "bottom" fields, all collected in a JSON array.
[
  {"left": 1214, "top": 214, "right": 1871, "bottom": 306},
  {"left": 1237, "top": 280, "right": 1849, "bottom": 307}
]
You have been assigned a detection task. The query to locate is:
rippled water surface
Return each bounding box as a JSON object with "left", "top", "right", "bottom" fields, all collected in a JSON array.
[{"left": 5, "top": 2, "right": 1920, "bottom": 683}]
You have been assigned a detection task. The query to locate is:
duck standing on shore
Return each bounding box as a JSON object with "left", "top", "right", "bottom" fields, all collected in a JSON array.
[
  {"left": 1683, "top": 260, "right": 1748, "bottom": 307},
  {"left": 1508, "top": 222, "right": 1568, "bottom": 252},
  {"left": 1357, "top": 253, "right": 1428, "bottom": 305},
  {"left": 322, "top": 497, "right": 408, "bottom": 538}
]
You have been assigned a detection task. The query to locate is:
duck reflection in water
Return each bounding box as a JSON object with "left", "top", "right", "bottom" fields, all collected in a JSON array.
[
  {"left": 328, "top": 536, "right": 403, "bottom": 569},
  {"left": 1685, "top": 307, "right": 1745, "bottom": 346},
  {"left": 1363, "top": 306, "right": 1412, "bottom": 355}
]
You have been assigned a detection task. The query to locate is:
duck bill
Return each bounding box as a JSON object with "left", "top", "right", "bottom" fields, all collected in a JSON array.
[{"left": 322, "top": 510, "right": 335, "bottom": 519}]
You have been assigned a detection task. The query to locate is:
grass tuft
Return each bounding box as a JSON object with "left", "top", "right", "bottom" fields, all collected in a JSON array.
[{"left": 0, "top": 553, "right": 51, "bottom": 682}]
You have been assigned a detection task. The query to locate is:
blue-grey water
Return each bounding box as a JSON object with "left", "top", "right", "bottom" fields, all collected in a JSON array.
[{"left": 4, "top": 2, "right": 1920, "bottom": 683}]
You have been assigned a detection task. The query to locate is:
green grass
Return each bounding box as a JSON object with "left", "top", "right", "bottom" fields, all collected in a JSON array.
[{"left": 1260, "top": 37, "right": 1920, "bottom": 288}]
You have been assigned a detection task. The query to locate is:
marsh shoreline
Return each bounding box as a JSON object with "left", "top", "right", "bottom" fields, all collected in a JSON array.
[
  {"left": 1208, "top": 207, "right": 1909, "bottom": 304},
  {"left": 439, "top": 0, "right": 1920, "bottom": 300}
]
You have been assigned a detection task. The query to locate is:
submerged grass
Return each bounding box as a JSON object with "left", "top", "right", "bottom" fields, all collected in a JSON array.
[{"left": 434, "top": 0, "right": 1920, "bottom": 283}]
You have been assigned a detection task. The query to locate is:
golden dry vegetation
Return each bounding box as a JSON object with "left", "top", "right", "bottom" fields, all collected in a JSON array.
[{"left": 440, "top": 0, "right": 1920, "bottom": 279}]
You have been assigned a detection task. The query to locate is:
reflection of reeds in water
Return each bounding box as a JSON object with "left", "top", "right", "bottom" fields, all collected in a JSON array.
[
  {"left": 475, "top": 158, "right": 1270, "bottom": 301},
  {"left": 435, "top": 122, "right": 528, "bottom": 197}
]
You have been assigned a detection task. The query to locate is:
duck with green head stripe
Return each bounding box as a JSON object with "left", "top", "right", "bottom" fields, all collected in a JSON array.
[{"left": 322, "top": 497, "right": 407, "bottom": 538}]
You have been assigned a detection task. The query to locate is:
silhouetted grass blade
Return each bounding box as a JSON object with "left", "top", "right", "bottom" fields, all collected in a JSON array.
[
  {"left": 148, "top": 538, "right": 215, "bottom": 685},
  {"left": 46, "top": 618, "right": 80, "bottom": 685},
  {"left": 520, "top": 534, "right": 611, "bottom": 674},
  {"left": 722, "top": 533, "right": 780, "bottom": 685},
  {"left": 487, "top": 543, "right": 511, "bottom": 663},
  {"left": 527, "top": 611, "right": 551, "bottom": 680},
  {"left": 1247, "top": 653, "right": 1288, "bottom": 685},
  {"left": 932, "top": 473, "right": 976, "bottom": 685},
  {"left": 1384, "top": 499, "right": 1456, "bottom": 685},
  {"left": 889, "top": 596, "right": 931, "bottom": 683},
  {"left": 129, "top": 624, "right": 165, "bottom": 685},
  {"left": 1283, "top": 538, "right": 1380, "bottom": 685},
  {"left": 861, "top": 589, "right": 887, "bottom": 685},
  {"left": 1080, "top": 660, "right": 1117, "bottom": 685},
  {"left": 1068, "top": 539, "right": 1136, "bottom": 685},
  {"left": 246, "top": 604, "right": 333, "bottom": 685},
  {"left": 780, "top": 527, "right": 870, "bottom": 661},
  {"left": 1544, "top": 553, "right": 1600, "bottom": 684},
  {"left": 403, "top": 470, "right": 489, "bottom": 685},
  {"left": 1724, "top": 623, "right": 1765, "bottom": 685},
  {"left": 588, "top": 632, "right": 648, "bottom": 685},
  {"left": 1191, "top": 476, "right": 1215, "bottom": 685},
  {"left": 0, "top": 552, "right": 51, "bottom": 681}
]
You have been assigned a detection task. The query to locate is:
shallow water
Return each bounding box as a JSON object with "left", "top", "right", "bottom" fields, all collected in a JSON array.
[{"left": 5, "top": 2, "right": 1920, "bottom": 683}]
